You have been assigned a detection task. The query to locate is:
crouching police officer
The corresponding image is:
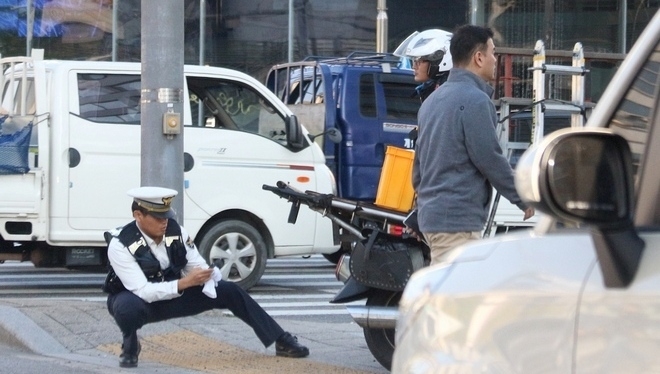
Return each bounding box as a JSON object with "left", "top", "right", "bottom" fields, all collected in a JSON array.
[{"left": 104, "top": 186, "right": 309, "bottom": 368}]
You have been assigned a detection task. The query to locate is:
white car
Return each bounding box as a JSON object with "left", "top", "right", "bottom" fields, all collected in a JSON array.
[{"left": 392, "top": 9, "right": 660, "bottom": 374}]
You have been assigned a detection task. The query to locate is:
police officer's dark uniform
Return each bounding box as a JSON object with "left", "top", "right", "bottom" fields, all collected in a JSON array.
[{"left": 104, "top": 186, "right": 309, "bottom": 368}]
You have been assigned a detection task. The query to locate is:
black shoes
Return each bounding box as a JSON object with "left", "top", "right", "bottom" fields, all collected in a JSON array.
[
  {"left": 275, "top": 332, "right": 309, "bottom": 358},
  {"left": 116, "top": 333, "right": 307, "bottom": 366},
  {"left": 119, "top": 340, "right": 141, "bottom": 368}
]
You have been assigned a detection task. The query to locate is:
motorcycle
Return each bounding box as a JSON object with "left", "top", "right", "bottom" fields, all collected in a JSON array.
[{"left": 263, "top": 181, "right": 429, "bottom": 370}]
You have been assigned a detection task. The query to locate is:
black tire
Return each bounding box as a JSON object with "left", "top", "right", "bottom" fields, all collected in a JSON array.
[
  {"left": 363, "top": 289, "right": 402, "bottom": 371},
  {"left": 0, "top": 236, "right": 9, "bottom": 252},
  {"left": 197, "top": 220, "right": 267, "bottom": 291}
]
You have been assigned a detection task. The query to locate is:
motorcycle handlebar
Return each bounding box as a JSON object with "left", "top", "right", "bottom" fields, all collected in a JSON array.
[{"left": 263, "top": 182, "right": 409, "bottom": 224}]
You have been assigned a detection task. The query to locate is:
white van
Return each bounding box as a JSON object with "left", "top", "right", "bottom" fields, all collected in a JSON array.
[{"left": 0, "top": 51, "right": 338, "bottom": 289}]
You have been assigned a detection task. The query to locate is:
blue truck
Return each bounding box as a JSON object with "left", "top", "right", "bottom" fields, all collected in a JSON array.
[{"left": 265, "top": 52, "right": 419, "bottom": 202}]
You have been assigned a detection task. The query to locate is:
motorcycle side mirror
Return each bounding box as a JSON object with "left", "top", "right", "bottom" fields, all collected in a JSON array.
[{"left": 309, "top": 127, "right": 342, "bottom": 144}]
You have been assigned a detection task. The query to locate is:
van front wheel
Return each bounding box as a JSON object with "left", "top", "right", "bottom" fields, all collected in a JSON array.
[{"left": 198, "top": 220, "right": 267, "bottom": 291}]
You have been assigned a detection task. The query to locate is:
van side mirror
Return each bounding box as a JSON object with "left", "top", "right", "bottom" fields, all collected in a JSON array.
[
  {"left": 285, "top": 115, "right": 305, "bottom": 149},
  {"left": 515, "top": 129, "right": 644, "bottom": 288}
]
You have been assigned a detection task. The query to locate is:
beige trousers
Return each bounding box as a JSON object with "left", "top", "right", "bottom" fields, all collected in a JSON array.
[{"left": 424, "top": 231, "right": 481, "bottom": 266}]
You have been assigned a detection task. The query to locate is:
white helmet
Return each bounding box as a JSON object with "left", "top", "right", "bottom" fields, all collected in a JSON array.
[{"left": 394, "top": 29, "right": 453, "bottom": 76}]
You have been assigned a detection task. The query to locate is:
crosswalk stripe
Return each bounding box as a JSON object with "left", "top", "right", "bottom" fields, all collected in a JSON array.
[
  {"left": 267, "top": 259, "right": 332, "bottom": 264},
  {"left": 253, "top": 281, "right": 341, "bottom": 288},
  {"left": 252, "top": 294, "right": 336, "bottom": 300},
  {"left": 0, "top": 273, "right": 104, "bottom": 279},
  {"left": 257, "top": 309, "right": 350, "bottom": 316},
  {"left": 255, "top": 301, "right": 337, "bottom": 308},
  {"left": 260, "top": 274, "right": 336, "bottom": 279},
  {"left": 223, "top": 309, "right": 350, "bottom": 317}
]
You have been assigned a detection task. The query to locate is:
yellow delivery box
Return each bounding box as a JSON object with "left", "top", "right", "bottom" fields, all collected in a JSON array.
[{"left": 375, "top": 146, "right": 415, "bottom": 212}]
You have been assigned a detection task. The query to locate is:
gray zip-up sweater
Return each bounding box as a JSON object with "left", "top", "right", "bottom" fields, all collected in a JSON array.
[{"left": 412, "top": 68, "right": 526, "bottom": 233}]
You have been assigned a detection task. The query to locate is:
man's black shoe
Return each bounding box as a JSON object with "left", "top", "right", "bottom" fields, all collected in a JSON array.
[
  {"left": 119, "top": 353, "right": 138, "bottom": 368},
  {"left": 275, "top": 332, "right": 309, "bottom": 358},
  {"left": 119, "top": 340, "right": 141, "bottom": 368}
]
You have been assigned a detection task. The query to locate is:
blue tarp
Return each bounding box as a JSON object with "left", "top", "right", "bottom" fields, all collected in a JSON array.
[{"left": 0, "top": 116, "right": 33, "bottom": 174}]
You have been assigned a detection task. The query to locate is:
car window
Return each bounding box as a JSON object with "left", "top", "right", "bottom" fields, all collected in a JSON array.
[
  {"left": 359, "top": 73, "right": 377, "bottom": 118},
  {"left": 382, "top": 79, "right": 419, "bottom": 120},
  {"left": 77, "top": 73, "right": 141, "bottom": 124},
  {"left": 359, "top": 73, "right": 419, "bottom": 120},
  {"left": 606, "top": 39, "right": 660, "bottom": 182},
  {"left": 186, "top": 77, "right": 288, "bottom": 145},
  {"left": 77, "top": 73, "right": 289, "bottom": 145}
]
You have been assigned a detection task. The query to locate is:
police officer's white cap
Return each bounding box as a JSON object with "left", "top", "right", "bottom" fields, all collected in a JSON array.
[{"left": 127, "top": 186, "right": 177, "bottom": 219}]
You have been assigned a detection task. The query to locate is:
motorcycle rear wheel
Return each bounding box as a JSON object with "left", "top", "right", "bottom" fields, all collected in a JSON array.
[{"left": 363, "top": 289, "right": 402, "bottom": 371}]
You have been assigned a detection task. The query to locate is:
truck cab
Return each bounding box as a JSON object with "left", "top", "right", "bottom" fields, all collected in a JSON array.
[{"left": 266, "top": 52, "right": 420, "bottom": 201}]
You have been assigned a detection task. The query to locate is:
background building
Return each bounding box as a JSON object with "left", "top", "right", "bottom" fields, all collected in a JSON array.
[{"left": 1, "top": 1, "right": 658, "bottom": 100}]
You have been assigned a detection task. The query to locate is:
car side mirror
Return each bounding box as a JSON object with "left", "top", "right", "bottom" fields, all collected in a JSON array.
[
  {"left": 516, "top": 129, "right": 644, "bottom": 288},
  {"left": 285, "top": 114, "right": 305, "bottom": 149}
]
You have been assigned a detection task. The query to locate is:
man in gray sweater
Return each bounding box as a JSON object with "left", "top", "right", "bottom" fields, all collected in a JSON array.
[{"left": 412, "top": 25, "right": 535, "bottom": 265}]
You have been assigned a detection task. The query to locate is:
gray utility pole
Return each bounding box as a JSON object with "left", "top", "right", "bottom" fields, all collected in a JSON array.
[
  {"left": 288, "top": 0, "right": 294, "bottom": 62},
  {"left": 26, "top": 0, "right": 33, "bottom": 56},
  {"left": 376, "top": 0, "right": 388, "bottom": 53},
  {"left": 140, "top": 0, "right": 185, "bottom": 222}
]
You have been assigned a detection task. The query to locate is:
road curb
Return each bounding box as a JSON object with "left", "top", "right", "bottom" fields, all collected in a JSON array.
[{"left": 0, "top": 305, "right": 69, "bottom": 355}]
